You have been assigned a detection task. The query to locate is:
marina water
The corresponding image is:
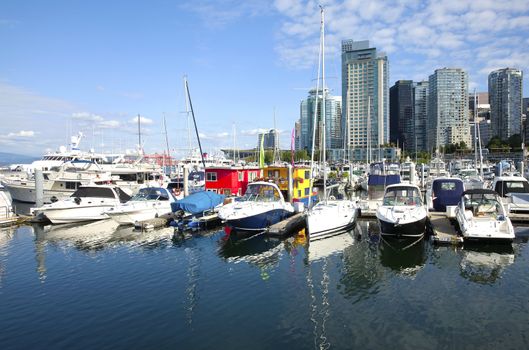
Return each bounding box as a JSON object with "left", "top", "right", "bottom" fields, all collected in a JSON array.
[{"left": 1, "top": 221, "right": 529, "bottom": 349}]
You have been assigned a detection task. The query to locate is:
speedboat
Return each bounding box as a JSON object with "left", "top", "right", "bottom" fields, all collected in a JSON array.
[
  {"left": 491, "top": 176, "right": 529, "bottom": 215},
  {"left": 455, "top": 189, "right": 514, "bottom": 242},
  {"left": 105, "top": 187, "right": 176, "bottom": 225},
  {"left": 306, "top": 199, "right": 358, "bottom": 240},
  {"left": 218, "top": 181, "right": 294, "bottom": 232},
  {"left": 0, "top": 189, "right": 16, "bottom": 226},
  {"left": 33, "top": 185, "right": 131, "bottom": 224},
  {"left": 376, "top": 184, "right": 427, "bottom": 238}
]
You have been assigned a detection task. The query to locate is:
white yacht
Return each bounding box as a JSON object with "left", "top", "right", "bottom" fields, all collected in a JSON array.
[
  {"left": 105, "top": 187, "right": 176, "bottom": 225},
  {"left": 376, "top": 184, "right": 427, "bottom": 238},
  {"left": 2, "top": 161, "right": 112, "bottom": 203},
  {"left": 33, "top": 185, "right": 131, "bottom": 224},
  {"left": 218, "top": 182, "right": 294, "bottom": 233},
  {"left": 0, "top": 189, "right": 16, "bottom": 226},
  {"left": 455, "top": 189, "right": 514, "bottom": 242}
]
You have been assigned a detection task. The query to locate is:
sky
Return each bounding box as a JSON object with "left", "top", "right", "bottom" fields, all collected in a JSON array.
[{"left": 1, "top": 0, "right": 528, "bottom": 157}]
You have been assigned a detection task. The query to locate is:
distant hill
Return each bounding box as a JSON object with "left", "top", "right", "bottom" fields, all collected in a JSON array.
[{"left": 0, "top": 152, "right": 39, "bottom": 166}]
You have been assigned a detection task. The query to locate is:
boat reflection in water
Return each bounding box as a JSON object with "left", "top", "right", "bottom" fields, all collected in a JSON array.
[
  {"left": 217, "top": 233, "right": 284, "bottom": 269},
  {"left": 307, "top": 230, "right": 355, "bottom": 350},
  {"left": 459, "top": 244, "right": 515, "bottom": 284}
]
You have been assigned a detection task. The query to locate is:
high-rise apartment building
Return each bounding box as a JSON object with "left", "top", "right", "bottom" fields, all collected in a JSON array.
[
  {"left": 299, "top": 88, "right": 342, "bottom": 154},
  {"left": 413, "top": 81, "right": 429, "bottom": 152},
  {"left": 257, "top": 129, "right": 279, "bottom": 150},
  {"left": 341, "top": 40, "right": 389, "bottom": 154},
  {"left": 489, "top": 68, "right": 523, "bottom": 141},
  {"left": 427, "top": 68, "right": 471, "bottom": 151},
  {"left": 389, "top": 80, "right": 414, "bottom": 151}
]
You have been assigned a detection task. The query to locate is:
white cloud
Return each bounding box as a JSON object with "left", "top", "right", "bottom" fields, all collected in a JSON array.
[
  {"left": 129, "top": 116, "right": 153, "bottom": 125},
  {"left": 273, "top": 0, "right": 529, "bottom": 91},
  {"left": 241, "top": 128, "right": 270, "bottom": 136},
  {"left": 7, "top": 130, "right": 35, "bottom": 138},
  {"left": 72, "top": 112, "right": 103, "bottom": 122},
  {"left": 99, "top": 120, "right": 120, "bottom": 128}
]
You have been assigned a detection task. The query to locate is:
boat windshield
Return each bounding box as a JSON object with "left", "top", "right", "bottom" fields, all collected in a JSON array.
[
  {"left": 383, "top": 187, "right": 422, "bottom": 206},
  {"left": 463, "top": 193, "right": 504, "bottom": 217},
  {"left": 71, "top": 187, "right": 116, "bottom": 199},
  {"left": 131, "top": 188, "right": 169, "bottom": 201},
  {"left": 241, "top": 184, "right": 281, "bottom": 202}
]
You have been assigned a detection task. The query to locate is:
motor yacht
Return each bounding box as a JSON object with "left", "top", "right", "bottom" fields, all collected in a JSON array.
[
  {"left": 376, "top": 184, "right": 427, "bottom": 238},
  {"left": 33, "top": 185, "right": 131, "bottom": 224}
]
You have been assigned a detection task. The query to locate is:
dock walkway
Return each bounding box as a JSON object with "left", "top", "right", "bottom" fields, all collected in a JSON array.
[{"left": 428, "top": 212, "right": 463, "bottom": 245}]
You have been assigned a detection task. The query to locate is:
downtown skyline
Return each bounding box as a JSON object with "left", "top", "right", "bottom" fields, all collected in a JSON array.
[{"left": 1, "top": 0, "right": 528, "bottom": 156}]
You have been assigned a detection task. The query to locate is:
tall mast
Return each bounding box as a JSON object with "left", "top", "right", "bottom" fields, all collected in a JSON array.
[
  {"left": 137, "top": 114, "right": 142, "bottom": 154},
  {"left": 184, "top": 76, "right": 206, "bottom": 169},
  {"left": 321, "top": 5, "right": 327, "bottom": 203},
  {"left": 308, "top": 6, "right": 324, "bottom": 209},
  {"left": 163, "top": 113, "right": 171, "bottom": 171},
  {"left": 183, "top": 76, "right": 192, "bottom": 155}
]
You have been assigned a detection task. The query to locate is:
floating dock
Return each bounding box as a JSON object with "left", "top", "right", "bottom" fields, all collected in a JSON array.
[
  {"left": 134, "top": 217, "right": 168, "bottom": 231},
  {"left": 267, "top": 212, "right": 306, "bottom": 237},
  {"left": 428, "top": 212, "right": 463, "bottom": 245}
]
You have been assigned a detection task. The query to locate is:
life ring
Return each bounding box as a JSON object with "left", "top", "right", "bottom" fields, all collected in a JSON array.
[{"left": 173, "top": 188, "right": 181, "bottom": 196}]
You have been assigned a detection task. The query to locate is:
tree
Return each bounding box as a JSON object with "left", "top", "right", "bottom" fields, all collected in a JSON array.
[{"left": 508, "top": 134, "right": 522, "bottom": 150}]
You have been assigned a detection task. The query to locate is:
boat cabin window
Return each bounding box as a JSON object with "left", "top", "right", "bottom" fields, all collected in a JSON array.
[
  {"left": 189, "top": 171, "right": 205, "bottom": 181},
  {"left": 495, "top": 181, "right": 529, "bottom": 196},
  {"left": 383, "top": 187, "right": 422, "bottom": 206},
  {"left": 116, "top": 188, "right": 132, "bottom": 203},
  {"left": 132, "top": 188, "right": 169, "bottom": 201},
  {"left": 440, "top": 182, "right": 456, "bottom": 190},
  {"left": 71, "top": 187, "right": 116, "bottom": 199},
  {"left": 242, "top": 184, "right": 281, "bottom": 202},
  {"left": 65, "top": 181, "right": 81, "bottom": 190}
]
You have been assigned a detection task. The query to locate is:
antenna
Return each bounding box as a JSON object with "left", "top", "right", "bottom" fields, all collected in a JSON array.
[{"left": 137, "top": 114, "right": 142, "bottom": 154}]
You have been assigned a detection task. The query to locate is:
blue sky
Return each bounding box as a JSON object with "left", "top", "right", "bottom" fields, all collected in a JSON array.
[{"left": 1, "top": 0, "right": 528, "bottom": 156}]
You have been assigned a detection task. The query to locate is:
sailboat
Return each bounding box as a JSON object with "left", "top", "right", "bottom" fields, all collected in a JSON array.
[{"left": 306, "top": 7, "right": 358, "bottom": 241}]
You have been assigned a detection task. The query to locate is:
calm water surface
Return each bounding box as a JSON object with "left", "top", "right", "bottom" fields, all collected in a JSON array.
[{"left": 1, "top": 220, "right": 529, "bottom": 350}]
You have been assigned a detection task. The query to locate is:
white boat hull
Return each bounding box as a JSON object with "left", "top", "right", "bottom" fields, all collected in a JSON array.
[
  {"left": 307, "top": 200, "right": 358, "bottom": 240},
  {"left": 106, "top": 202, "right": 173, "bottom": 225}
]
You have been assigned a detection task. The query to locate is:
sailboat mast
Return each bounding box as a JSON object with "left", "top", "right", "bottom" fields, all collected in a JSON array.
[
  {"left": 163, "top": 113, "right": 171, "bottom": 171},
  {"left": 137, "top": 114, "right": 142, "bottom": 154},
  {"left": 184, "top": 77, "right": 206, "bottom": 169},
  {"left": 308, "top": 7, "right": 324, "bottom": 209},
  {"left": 183, "top": 76, "right": 192, "bottom": 155},
  {"left": 321, "top": 6, "right": 327, "bottom": 203}
]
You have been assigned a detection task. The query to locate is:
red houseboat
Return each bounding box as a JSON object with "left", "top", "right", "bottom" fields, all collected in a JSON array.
[{"left": 205, "top": 166, "right": 261, "bottom": 196}]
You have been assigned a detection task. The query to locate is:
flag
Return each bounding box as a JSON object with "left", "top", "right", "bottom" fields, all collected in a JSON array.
[{"left": 259, "top": 135, "right": 265, "bottom": 169}]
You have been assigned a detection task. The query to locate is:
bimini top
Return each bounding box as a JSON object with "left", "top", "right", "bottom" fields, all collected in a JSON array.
[{"left": 462, "top": 189, "right": 498, "bottom": 196}]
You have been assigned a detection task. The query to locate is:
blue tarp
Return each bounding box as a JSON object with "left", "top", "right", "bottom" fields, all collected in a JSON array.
[
  {"left": 432, "top": 179, "right": 464, "bottom": 211},
  {"left": 171, "top": 191, "right": 225, "bottom": 215}
]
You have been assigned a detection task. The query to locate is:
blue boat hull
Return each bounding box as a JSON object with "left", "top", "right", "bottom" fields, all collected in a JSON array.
[{"left": 227, "top": 209, "right": 293, "bottom": 232}]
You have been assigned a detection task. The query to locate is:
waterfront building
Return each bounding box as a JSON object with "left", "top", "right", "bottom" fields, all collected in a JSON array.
[
  {"left": 470, "top": 119, "right": 492, "bottom": 150},
  {"left": 257, "top": 129, "right": 279, "bottom": 150},
  {"left": 389, "top": 80, "right": 414, "bottom": 152},
  {"left": 294, "top": 119, "right": 301, "bottom": 151},
  {"left": 489, "top": 68, "right": 523, "bottom": 141},
  {"left": 205, "top": 166, "right": 260, "bottom": 196},
  {"left": 427, "top": 68, "right": 471, "bottom": 151},
  {"left": 469, "top": 92, "right": 489, "bottom": 120},
  {"left": 341, "top": 40, "right": 389, "bottom": 160},
  {"left": 299, "top": 87, "right": 342, "bottom": 154},
  {"left": 413, "top": 81, "right": 429, "bottom": 152}
]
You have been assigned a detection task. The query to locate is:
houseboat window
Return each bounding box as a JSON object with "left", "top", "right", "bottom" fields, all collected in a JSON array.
[
  {"left": 304, "top": 170, "right": 310, "bottom": 179},
  {"left": 206, "top": 172, "right": 218, "bottom": 181},
  {"left": 305, "top": 188, "right": 310, "bottom": 196},
  {"left": 238, "top": 172, "right": 243, "bottom": 181},
  {"left": 223, "top": 189, "right": 232, "bottom": 196},
  {"left": 249, "top": 172, "right": 257, "bottom": 181}
]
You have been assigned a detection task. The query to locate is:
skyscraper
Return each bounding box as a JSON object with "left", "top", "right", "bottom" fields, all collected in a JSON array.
[
  {"left": 413, "top": 81, "right": 429, "bottom": 152},
  {"left": 257, "top": 129, "right": 279, "bottom": 150},
  {"left": 427, "top": 68, "right": 471, "bottom": 151},
  {"left": 299, "top": 88, "right": 342, "bottom": 154},
  {"left": 489, "top": 68, "right": 523, "bottom": 141},
  {"left": 389, "top": 80, "right": 413, "bottom": 151},
  {"left": 341, "top": 40, "right": 389, "bottom": 156}
]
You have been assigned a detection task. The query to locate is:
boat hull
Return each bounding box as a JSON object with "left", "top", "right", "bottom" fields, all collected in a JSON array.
[
  {"left": 39, "top": 205, "right": 114, "bottom": 224},
  {"left": 226, "top": 209, "right": 293, "bottom": 232},
  {"left": 307, "top": 201, "right": 358, "bottom": 240},
  {"left": 378, "top": 216, "right": 427, "bottom": 238}
]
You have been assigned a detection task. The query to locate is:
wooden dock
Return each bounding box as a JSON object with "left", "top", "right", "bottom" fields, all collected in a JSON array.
[
  {"left": 267, "top": 212, "right": 306, "bottom": 237},
  {"left": 428, "top": 212, "right": 463, "bottom": 245}
]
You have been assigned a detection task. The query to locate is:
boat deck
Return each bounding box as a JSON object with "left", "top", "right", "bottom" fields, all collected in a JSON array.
[{"left": 428, "top": 212, "right": 463, "bottom": 245}]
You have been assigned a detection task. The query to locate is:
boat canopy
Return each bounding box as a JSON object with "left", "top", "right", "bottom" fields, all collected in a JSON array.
[
  {"left": 432, "top": 178, "right": 464, "bottom": 211},
  {"left": 171, "top": 191, "right": 225, "bottom": 215}
]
